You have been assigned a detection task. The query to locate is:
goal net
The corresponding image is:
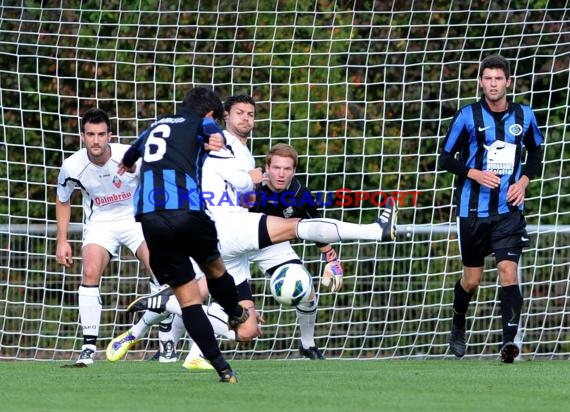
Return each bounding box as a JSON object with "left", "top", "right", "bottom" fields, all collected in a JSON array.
[{"left": 1, "top": 1, "right": 569, "bottom": 361}]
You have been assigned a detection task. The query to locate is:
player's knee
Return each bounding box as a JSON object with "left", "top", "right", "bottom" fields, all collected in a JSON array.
[
  {"left": 81, "top": 267, "right": 101, "bottom": 283},
  {"left": 461, "top": 268, "right": 483, "bottom": 292},
  {"left": 498, "top": 272, "right": 518, "bottom": 287},
  {"left": 462, "top": 279, "right": 480, "bottom": 293}
]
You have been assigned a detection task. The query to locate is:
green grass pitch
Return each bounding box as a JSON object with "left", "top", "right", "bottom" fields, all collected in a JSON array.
[{"left": 1, "top": 359, "right": 569, "bottom": 411}]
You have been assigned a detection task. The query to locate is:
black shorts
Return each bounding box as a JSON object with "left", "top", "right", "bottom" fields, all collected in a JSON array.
[
  {"left": 140, "top": 210, "right": 220, "bottom": 287},
  {"left": 236, "top": 280, "right": 254, "bottom": 302},
  {"left": 458, "top": 210, "right": 530, "bottom": 267}
]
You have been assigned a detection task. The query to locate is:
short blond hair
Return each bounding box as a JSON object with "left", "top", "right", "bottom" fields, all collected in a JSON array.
[{"left": 266, "top": 143, "right": 298, "bottom": 168}]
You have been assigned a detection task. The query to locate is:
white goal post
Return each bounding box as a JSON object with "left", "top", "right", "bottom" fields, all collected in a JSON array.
[{"left": 1, "top": 2, "right": 569, "bottom": 361}]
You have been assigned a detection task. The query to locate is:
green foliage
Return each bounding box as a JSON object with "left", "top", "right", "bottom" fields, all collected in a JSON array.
[{"left": 1, "top": 2, "right": 569, "bottom": 358}]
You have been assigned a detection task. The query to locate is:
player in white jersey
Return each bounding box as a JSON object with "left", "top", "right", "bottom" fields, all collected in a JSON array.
[
  {"left": 124, "top": 94, "right": 397, "bottom": 368},
  {"left": 197, "top": 94, "right": 397, "bottom": 341},
  {"left": 55, "top": 108, "right": 174, "bottom": 365}
]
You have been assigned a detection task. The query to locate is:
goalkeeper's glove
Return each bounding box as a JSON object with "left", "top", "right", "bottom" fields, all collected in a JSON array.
[{"left": 321, "top": 247, "right": 343, "bottom": 292}]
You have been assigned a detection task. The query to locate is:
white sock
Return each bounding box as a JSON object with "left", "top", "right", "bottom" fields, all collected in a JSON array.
[
  {"left": 296, "top": 218, "right": 382, "bottom": 243},
  {"left": 185, "top": 340, "right": 204, "bottom": 361},
  {"left": 184, "top": 303, "right": 236, "bottom": 362},
  {"left": 165, "top": 295, "right": 182, "bottom": 315},
  {"left": 157, "top": 314, "right": 176, "bottom": 343},
  {"left": 148, "top": 282, "right": 180, "bottom": 341},
  {"left": 296, "top": 298, "right": 317, "bottom": 349},
  {"left": 162, "top": 298, "right": 237, "bottom": 342},
  {"left": 130, "top": 311, "right": 169, "bottom": 339},
  {"left": 205, "top": 302, "right": 237, "bottom": 340},
  {"left": 78, "top": 285, "right": 101, "bottom": 340},
  {"left": 170, "top": 314, "right": 187, "bottom": 346}
]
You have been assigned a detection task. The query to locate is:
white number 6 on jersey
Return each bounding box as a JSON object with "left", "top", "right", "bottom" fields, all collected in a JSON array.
[{"left": 143, "top": 124, "right": 170, "bottom": 162}]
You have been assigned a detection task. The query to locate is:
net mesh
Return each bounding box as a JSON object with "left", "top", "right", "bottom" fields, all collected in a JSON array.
[{"left": 1, "top": 1, "right": 569, "bottom": 360}]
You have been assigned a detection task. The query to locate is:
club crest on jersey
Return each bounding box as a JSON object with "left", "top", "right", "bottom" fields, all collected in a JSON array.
[
  {"left": 112, "top": 175, "right": 122, "bottom": 188},
  {"left": 509, "top": 124, "right": 523, "bottom": 136},
  {"left": 283, "top": 206, "right": 294, "bottom": 218}
]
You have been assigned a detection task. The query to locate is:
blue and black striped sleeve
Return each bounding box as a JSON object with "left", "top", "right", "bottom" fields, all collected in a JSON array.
[
  {"left": 521, "top": 109, "right": 544, "bottom": 180},
  {"left": 200, "top": 117, "right": 225, "bottom": 144},
  {"left": 438, "top": 110, "right": 471, "bottom": 177},
  {"left": 122, "top": 130, "right": 148, "bottom": 168}
]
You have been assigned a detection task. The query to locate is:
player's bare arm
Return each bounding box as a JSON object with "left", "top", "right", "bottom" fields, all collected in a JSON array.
[
  {"left": 248, "top": 167, "right": 264, "bottom": 184},
  {"left": 55, "top": 199, "right": 73, "bottom": 267}
]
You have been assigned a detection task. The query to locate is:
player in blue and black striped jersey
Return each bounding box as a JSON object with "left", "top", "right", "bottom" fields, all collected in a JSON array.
[
  {"left": 438, "top": 55, "right": 543, "bottom": 363},
  {"left": 119, "top": 87, "right": 248, "bottom": 383}
]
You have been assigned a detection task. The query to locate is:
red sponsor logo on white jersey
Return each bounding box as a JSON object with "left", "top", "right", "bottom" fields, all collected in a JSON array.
[{"left": 94, "top": 191, "right": 132, "bottom": 206}]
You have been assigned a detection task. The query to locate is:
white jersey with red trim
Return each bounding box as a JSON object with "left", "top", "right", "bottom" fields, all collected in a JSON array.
[{"left": 56, "top": 143, "right": 139, "bottom": 223}]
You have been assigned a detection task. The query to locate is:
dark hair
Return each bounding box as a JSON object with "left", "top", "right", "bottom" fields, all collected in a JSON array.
[
  {"left": 479, "top": 55, "right": 511, "bottom": 79},
  {"left": 182, "top": 87, "right": 224, "bottom": 120},
  {"left": 223, "top": 94, "right": 256, "bottom": 114},
  {"left": 81, "top": 108, "right": 111, "bottom": 133},
  {"left": 266, "top": 143, "right": 298, "bottom": 168}
]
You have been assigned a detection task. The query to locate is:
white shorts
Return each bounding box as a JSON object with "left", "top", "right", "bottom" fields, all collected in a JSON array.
[
  {"left": 82, "top": 219, "right": 144, "bottom": 259},
  {"left": 248, "top": 241, "right": 301, "bottom": 277},
  {"left": 190, "top": 257, "right": 206, "bottom": 280},
  {"left": 211, "top": 211, "right": 264, "bottom": 285}
]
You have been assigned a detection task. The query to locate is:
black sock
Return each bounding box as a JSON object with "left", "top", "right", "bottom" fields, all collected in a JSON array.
[
  {"left": 452, "top": 280, "right": 473, "bottom": 329},
  {"left": 206, "top": 271, "right": 242, "bottom": 318},
  {"left": 83, "top": 335, "right": 97, "bottom": 346},
  {"left": 501, "top": 285, "right": 523, "bottom": 344},
  {"left": 181, "top": 304, "right": 229, "bottom": 372}
]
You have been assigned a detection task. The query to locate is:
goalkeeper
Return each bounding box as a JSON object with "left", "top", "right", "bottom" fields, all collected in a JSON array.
[
  {"left": 247, "top": 142, "right": 342, "bottom": 359},
  {"left": 182, "top": 143, "right": 342, "bottom": 364}
]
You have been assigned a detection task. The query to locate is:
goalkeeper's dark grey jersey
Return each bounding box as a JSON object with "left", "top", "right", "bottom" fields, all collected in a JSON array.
[{"left": 250, "top": 177, "right": 321, "bottom": 220}]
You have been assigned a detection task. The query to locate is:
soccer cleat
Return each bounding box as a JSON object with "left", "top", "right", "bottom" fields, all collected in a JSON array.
[
  {"left": 183, "top": 355, "right": 215, "bottom": 371},
  {"left": 228, "top": 305, "right": 249, "bottom": 331},
  {"left": 299, "top": 345, "right": 325, "bottom": 360},
  {"left": 158, "top": 340, "right": 178, "bottom": 363},
  {"left": 500, "top": 342, "right": 520, "bottom": 364},
  {"left": 218, "top": 368, "right": 238, "bottom": 383},
  {"left": 377, "top": 196, "right": 398, "bottom": 241},
  {"left": 106, "top": 330, "right": 137, "bottom": 361},
  {"left": 449, "top": 323, "right": 466, "bottom": 358},
  {"left": 76, "top": 344, "right": 96, "bottom": 365},
  {"left": 127, "top": 284, "right": 172, "bottom": 313}
]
